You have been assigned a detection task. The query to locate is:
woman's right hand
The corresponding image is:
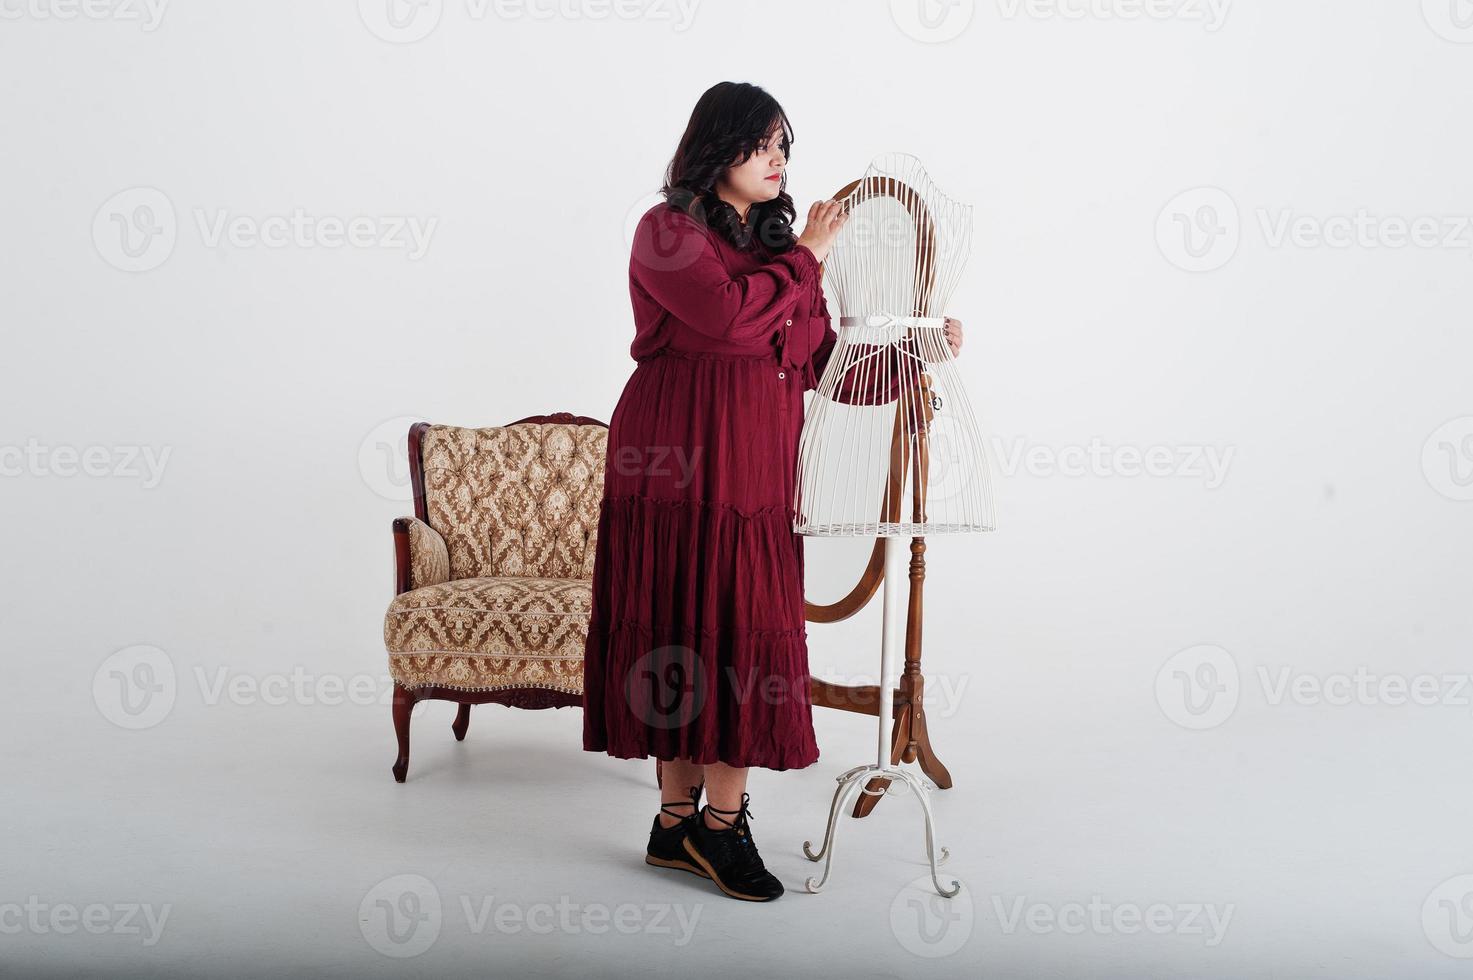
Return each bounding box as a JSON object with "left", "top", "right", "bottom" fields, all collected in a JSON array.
[{"left": 796, "top": 199, "right": 848, "bottom": 264}]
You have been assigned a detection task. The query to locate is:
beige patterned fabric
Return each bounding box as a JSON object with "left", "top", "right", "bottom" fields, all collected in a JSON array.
[
  {"left": 385, "top": 576, "right": 591, "bottom": 693},
  {"left": 404, "top": 518, "right": 450, "bottom": 590},
  {"left": 384, "top": 421, "right": 606, "bottom": 695},
  {"left": 420, "top": 423, "right": 607, "bottom": 581}
]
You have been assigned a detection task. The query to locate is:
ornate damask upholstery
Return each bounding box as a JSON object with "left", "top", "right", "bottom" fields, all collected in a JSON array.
[{"left": 384, "top": 420, "right": 607, "bottom": 697}]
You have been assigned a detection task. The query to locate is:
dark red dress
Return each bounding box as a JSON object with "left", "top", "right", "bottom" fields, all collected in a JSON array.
[{"left": 581, "top": 202, "right": 837, "bottom": 771}]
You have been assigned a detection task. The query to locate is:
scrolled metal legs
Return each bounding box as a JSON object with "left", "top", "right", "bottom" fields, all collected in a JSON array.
[{"left": 802, "top": 763, "right": 959, "bottom": 898}]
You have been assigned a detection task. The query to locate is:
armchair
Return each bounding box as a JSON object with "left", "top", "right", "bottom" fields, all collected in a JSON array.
[{"left": 382, "top": 412, "right": 608, "bottom": 782}]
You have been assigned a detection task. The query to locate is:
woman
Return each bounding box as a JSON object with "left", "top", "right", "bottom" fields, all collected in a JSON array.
[{"left": 582, "top": 81, "right": 964, "bottom": 902}]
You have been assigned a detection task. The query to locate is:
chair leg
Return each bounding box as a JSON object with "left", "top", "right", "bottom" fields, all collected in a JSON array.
[
  {"left": 392, "top": 682, "right": 416, "bottom": 783},
  {"left": 452, "top": 703, "right": 471, "bottom": 741}
]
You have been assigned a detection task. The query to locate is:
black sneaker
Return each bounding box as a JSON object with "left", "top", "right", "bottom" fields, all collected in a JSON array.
[
  {"left": 646, "top": 783, "right": 709, "bottom": 880},
  {"left": 682, "top": 793, "right": 784, "bottom": 902}
]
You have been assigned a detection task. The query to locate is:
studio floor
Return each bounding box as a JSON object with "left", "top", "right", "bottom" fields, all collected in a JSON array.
[{"left": 6, "top": 641, "right": 1463, "bottom": 979}]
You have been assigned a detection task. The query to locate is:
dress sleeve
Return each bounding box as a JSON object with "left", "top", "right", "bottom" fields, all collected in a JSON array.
[
  {"left": 807, "top": 286, "right": 838, "bottom": 392},
  {"left": 630, "top": 206, "right": 819, "bottom": 345}
]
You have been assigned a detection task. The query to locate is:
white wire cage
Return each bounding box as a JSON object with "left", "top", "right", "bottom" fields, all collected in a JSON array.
[{"left": 794, "top": 152, "right": 996, "bottom": 538}]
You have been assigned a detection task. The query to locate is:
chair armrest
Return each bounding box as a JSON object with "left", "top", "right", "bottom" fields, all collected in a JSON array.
[{"left": 391, "top": 517, "right": 450, "bottom": 594}]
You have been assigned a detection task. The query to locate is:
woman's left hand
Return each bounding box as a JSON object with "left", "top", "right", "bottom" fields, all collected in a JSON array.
[{"left": 943, "top": 316, "right": 964, "bottom": 357}]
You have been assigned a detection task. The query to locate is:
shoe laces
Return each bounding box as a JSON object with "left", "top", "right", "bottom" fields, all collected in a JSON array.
[
  {"left": 701, "top": 793, "right": 765, "bottom": 868},
  {"left": 658, "top": 783, "right": 703, "bottom": 825}
]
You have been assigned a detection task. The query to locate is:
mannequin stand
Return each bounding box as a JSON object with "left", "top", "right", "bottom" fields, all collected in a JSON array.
[{"left": 800, "top": 536, "right": 960, "bottom": 897}]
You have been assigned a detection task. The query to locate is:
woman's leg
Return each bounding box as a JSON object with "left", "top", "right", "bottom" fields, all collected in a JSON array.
[
  {"left": 701, "top": 762, "right": 749, "bottom": 828},
  {"left": 659, "top": 757, "right": 705, "bottom": 828}
]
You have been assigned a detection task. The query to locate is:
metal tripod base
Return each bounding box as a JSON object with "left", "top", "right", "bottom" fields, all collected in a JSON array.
[{"left": 801, "top": 762, "right": 960, "bottom": 897}]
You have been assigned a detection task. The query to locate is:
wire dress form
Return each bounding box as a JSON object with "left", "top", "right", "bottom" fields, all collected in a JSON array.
[
  {"left": 794, "top": 151, "right": 995, "bottom": 538},
  {"left": 793, "top": 153, "right": 994, "bottom": 899}
]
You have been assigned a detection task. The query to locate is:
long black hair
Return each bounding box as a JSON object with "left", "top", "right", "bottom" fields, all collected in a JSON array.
[{"left": 660, "top": 81, "right": 797, "bottom": 254}]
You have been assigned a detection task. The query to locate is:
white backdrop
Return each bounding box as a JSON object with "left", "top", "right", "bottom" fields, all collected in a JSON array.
[{"left": 4, "top": 1, "right": 1472, "bottom": 977}]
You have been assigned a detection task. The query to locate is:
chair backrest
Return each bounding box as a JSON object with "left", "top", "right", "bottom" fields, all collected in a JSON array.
[{"left": 412, "top": 417, "right": 608, "bottom": 581}]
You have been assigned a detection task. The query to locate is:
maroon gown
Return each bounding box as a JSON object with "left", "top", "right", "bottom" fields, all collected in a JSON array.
[{"left": 581, "top": 202, "right": 838, "bottom": 771}]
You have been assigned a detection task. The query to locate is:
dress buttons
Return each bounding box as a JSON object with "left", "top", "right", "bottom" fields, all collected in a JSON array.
[{"left": 778, "top": 371, "right": 786, "bottom": 380}]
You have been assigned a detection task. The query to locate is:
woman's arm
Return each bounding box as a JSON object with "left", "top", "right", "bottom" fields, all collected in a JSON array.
[{"left": 630, "top": 206, "right": 818, "bottom": 345}]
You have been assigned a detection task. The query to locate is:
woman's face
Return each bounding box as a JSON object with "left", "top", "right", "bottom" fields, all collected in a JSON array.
[{"left": 719, "top": 124, "right": 787, "bottom": 213}]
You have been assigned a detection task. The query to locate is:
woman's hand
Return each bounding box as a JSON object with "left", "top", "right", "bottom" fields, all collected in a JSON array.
[
  {"left": 796, "top": 199, "right": 848, "bottom": 264},
  {"left": 943, "top": 316, "right": 964, "bottom": 357}
]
